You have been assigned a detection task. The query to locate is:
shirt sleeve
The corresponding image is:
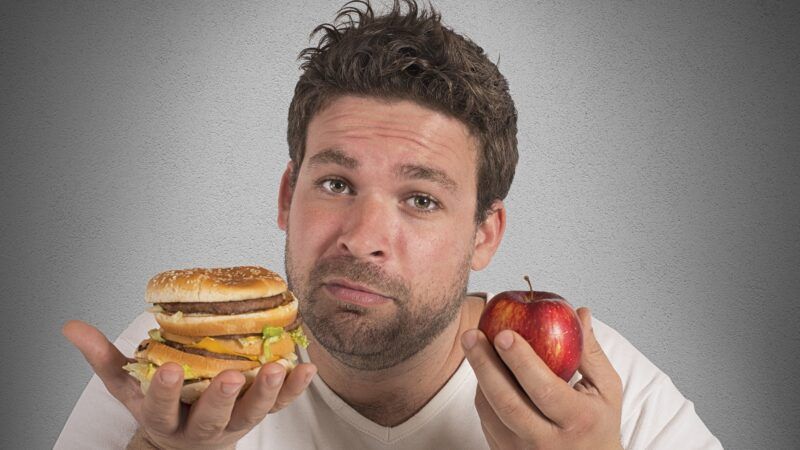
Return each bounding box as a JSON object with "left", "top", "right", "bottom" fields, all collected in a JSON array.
[
  {"left": 621, "top": 373, "right": 723, "bottom": 450},
  {"left": 591, "top": 318, "right": 722, "bottom": 450},
  {"left": 54, "top": 313, "right": 157, "bottom": 450}
]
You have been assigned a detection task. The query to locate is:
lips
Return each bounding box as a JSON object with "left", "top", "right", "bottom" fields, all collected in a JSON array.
[{"left": 323, "top": 279, "right": 394, "bottom": 307}]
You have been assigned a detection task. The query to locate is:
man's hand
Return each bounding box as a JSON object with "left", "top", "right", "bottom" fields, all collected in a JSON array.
[
  {"left": 63, "top": 320, "right": 317, "bottom": 450},
  {"left": 462, "top": 308, "right": 623, "bottom": 450}
]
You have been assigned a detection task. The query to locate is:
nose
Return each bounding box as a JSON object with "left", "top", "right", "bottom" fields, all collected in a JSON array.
[{"left": 336, "top": 193, "right": 395, "bottom": 261}]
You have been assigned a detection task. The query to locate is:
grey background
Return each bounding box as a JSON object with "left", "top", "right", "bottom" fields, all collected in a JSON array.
[{"left": 2, "top": 0, "right": 799, "bottom": 448}]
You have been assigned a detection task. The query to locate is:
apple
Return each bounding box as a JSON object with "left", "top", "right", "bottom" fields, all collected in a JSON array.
[{"left": 478, "top": 276, "right": 583, "bottom": 382}]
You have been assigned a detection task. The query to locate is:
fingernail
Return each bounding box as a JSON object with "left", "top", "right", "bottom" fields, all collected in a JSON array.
[
  {"left": 160, "top": 369, "right": 180, "bottom": 386},
  {"left": 266, "top": 371, "right": 284, "bottom": 387},
  {"left": 221, "top": 382, "right": 243, "bottom": 395},
  {"left": 495, "top": 330, "right": 513, "bottom": 350},
  {"left": 304, "top": 371, "right": 316, "bottom": 385},
  {"left": 461, "top": 330, "right": 478, "bottom": 350}
]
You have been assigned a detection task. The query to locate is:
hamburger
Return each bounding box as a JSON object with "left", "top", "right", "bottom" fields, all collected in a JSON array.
[{"left": 123, "top": 266, "right": 308, "bottom": 404}]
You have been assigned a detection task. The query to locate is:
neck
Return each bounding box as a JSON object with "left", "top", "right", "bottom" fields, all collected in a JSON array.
[{"left": 306, "top": 296, "right": 484, "bottom": 427}]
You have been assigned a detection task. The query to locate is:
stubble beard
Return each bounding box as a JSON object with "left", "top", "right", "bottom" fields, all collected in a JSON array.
[{"left": 284, "top": 232, "right": 472, "bottom": 371}]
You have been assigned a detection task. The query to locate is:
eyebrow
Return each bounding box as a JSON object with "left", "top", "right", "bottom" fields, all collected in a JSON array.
[
  {"left": 307, "top": 148, "right": 358, "bottom": 169},
  {"left": 307, "top": 148, "right": 458, "bottom": 192},
  {"left": 397, "top": 164, "right": 458, "bottom": 192}
]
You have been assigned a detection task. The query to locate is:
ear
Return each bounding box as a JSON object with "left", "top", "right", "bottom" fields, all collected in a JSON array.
[
  {"left": 277, "top": 161, "right": 296, "bottom": 231},
  {"left": 470, "top": 200, "right": 507, "bottom": 271}
]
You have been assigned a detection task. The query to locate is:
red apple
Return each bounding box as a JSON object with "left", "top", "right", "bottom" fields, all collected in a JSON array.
[{"left": 478, "top": 276, "right": 583, "bottom": 381}]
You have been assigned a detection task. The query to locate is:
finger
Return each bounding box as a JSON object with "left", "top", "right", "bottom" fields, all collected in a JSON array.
[
  {"left": 226, "top": 364, "right": 285, "bottom": 432},
  {"left": 492, "top": 328, "right": 581, "bottom": 427},
  {"left": 185, "top": 370, "right": 245, "bottom": 441},
  {"left": 269, "top": 362, "right": 316, "bottom": 413},
  {"left": 462, "top": 329, "right": 552, "bottom": 440},
  {"left": 140, "top": 363, "right": 184, "bottom": 435},
  {"left": 576, "top": 308, "right": 623, "bottom": 402},
  {"left": 62, "top": 320, "right": 143, "bottom": 407},
  {"left": 474, "top": 387, "right": 512, "bottom": 449},
  {"left": 226, "top": 362, "right": 300, "bottom": 432}
]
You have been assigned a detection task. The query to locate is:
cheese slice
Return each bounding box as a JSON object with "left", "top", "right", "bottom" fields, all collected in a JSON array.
[{"left": 190, "top": 337, "right": 261, "bottom": 361}]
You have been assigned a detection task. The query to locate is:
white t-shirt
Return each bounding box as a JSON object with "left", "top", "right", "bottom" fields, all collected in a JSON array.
[{"left": 55, "top": 294, "right": 722, "bottom": 449}]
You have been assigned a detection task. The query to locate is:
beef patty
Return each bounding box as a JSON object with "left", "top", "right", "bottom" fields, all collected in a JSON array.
[{"left": 157, "top": 293, "right": 289, "bottom": 315}]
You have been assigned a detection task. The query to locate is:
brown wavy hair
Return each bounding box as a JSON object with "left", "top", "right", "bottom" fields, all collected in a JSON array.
[{"left": 287, "top": 0, "right": 518, "bottom": 223}]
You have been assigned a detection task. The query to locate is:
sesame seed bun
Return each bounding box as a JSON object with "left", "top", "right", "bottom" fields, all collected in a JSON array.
[{"left": 146, "top": 266, "right": 287, "bottom": 304}]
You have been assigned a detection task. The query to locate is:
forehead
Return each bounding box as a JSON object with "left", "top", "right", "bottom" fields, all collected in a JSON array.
[{"left": 304, "top": 96, "right": 478, "bottom": 177}]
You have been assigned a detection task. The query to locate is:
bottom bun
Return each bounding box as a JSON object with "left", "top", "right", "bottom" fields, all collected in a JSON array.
[
  {"left": 126, "top": 354, "right": 298, "bottom": 404},
  {"left": 179, "top": 356, "right": 298, "bottom": 404}
]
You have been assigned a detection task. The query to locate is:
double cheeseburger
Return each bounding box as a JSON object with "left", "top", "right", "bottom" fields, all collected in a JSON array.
[{"left": 123, "top": 266, "right": 308, "bottom": 404}]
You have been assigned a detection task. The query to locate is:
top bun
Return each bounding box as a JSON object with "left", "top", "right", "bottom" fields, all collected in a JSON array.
[{"left": 146, "top": 266, "right": 287, "bottom": 303}]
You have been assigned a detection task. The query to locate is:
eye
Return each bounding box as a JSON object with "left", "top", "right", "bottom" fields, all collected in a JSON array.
[
  {"left": 318, "top": 178, "right": 353, "bottom": 195},
  {"left": 406, "top": 194, "right": 440, "bottom": 212}
]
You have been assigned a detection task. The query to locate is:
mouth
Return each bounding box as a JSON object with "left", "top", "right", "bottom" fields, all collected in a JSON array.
[{"left": 323, "top": 279, "right": 394, "bottom": 307}]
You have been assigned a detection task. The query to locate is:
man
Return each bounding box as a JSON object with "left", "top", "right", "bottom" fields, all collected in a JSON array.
[{"left": 57, "top": 1, "right": 722, "bottom": 448}]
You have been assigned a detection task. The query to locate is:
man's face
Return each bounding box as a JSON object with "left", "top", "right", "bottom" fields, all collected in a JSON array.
[{"left": 279, "top": 96, "right": 484, "bottom": 370}]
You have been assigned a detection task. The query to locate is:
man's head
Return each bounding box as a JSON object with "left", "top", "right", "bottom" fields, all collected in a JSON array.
[
  {"left": 279, "top": 0, "right": 517, "bottom": 371},
  {"left": 287, "top": 0, "right": 518, "bottom": 224}
]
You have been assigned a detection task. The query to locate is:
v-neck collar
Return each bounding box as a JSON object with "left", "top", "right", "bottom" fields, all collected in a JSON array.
[
  {"left": 296, "top": 292, "right": 488, "bottom": 444},
  {"left": 298, "top": 345, "right": 473, "bottom": 444}
]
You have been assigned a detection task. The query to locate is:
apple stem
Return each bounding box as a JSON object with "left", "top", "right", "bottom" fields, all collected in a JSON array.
[{"left": 524, "top": 275, "right": 533, "bottom": 302}]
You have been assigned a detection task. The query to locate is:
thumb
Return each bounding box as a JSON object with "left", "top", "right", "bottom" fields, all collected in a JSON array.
[
  {"left": 63, "top": 320, "right": 139, "bottom": 403},
  {"left": 576, "top": 308, "right": 622, "bottom": 401}
]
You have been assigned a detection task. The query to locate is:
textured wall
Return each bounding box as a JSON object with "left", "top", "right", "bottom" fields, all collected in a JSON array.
[{"left": 2, "top": 1, "right": 799, "bottom": 448}]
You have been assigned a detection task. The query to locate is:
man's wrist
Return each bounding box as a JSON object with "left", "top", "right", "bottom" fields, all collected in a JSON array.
[
  {"left": 125, "top": 428, "right": 237, "bottom": 450},
  {"left": 126, "top": 428, "right": 159, "bottom": 450}
]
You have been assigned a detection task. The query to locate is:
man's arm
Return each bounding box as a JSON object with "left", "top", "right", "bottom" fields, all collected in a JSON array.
[{"left": 461, "top": 307, "right": 722, "bottom": 449}]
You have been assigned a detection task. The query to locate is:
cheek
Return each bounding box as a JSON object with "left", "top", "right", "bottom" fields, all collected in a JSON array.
[
  {"left": 287, "top": 195, "right": 340, "bottom": 262},
  {"left": 402, "top": 223, "right": 474, "bottom": 281}
]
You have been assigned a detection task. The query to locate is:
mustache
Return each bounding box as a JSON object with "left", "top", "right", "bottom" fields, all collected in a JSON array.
[{"left": 309, "top": 255, "right": 410, "bottom": 301}]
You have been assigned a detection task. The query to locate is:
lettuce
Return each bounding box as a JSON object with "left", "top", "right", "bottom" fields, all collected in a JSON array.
[
  {"left": 257, "top": 325, "right": 308, "bottom": 364},
  {"left": 147, "top": 329, "right": 165, "bottom": 343},
  {"left": 288, "top": 326, "right": 309, "bottom": 348},
  {"left": 123, "top": 362, "right": 157, "bottom": 381},
  {"left": 181, "top": 364, "right": 198, "bottom": 380},
  {"left": 122, "top": 362, "right": 198, "bottom": 381},
  {"left": 260, "top": 326, "right": 285, "bottom": 364},
  {"left": 262, "top": 326, "right": 284, "bottom": 338}
]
